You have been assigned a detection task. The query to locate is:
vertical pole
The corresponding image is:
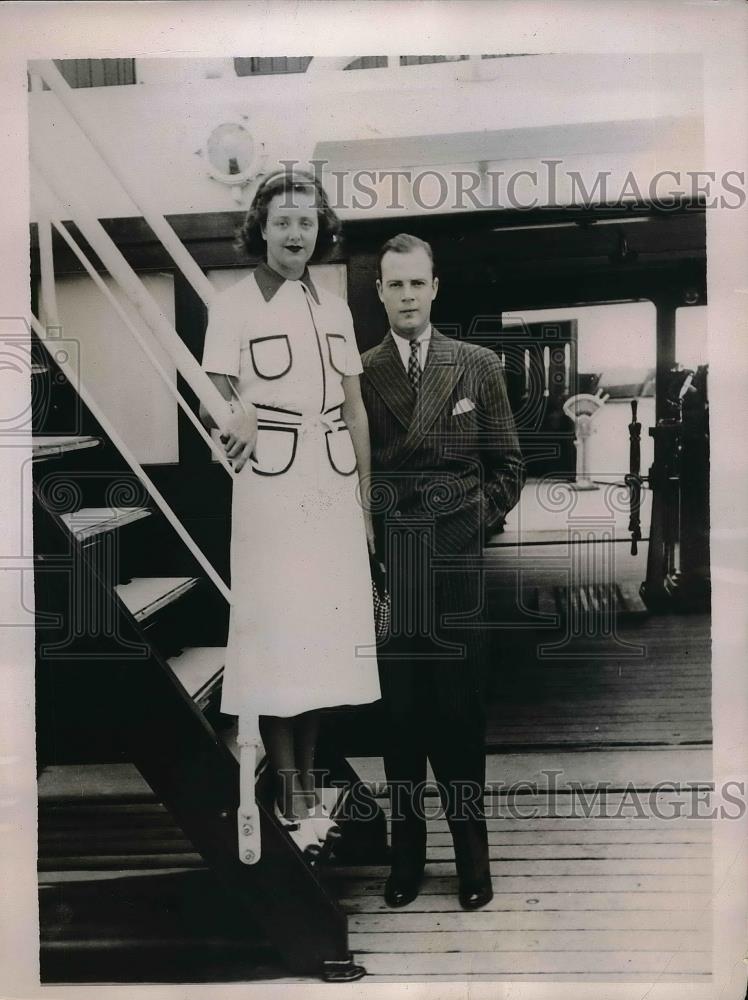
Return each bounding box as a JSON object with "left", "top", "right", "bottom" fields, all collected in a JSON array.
[
  {"left": 677, "top": 366, "right": 711, "bottom": 609},
  {"left": 30, "top": 72, "right": 60, "bottom": 330},
  {"left": 655, "top": 292, "right": 677, "bottom": 422},
  {"left": 643, "top": 292, "right": 679, "bottom": 607}
]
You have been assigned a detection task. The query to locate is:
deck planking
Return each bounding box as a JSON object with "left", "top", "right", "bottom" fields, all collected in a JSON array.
[
  {"left": 482, "top": 610, "right": 711, "bottom": 749},
  {"left": 332, "top": 747, "right": 712, "bottom": 983}
]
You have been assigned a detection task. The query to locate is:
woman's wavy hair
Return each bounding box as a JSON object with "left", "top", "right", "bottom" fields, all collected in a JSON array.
[{"left": 235, "top": 168, "right": 341, "bottom": 258}]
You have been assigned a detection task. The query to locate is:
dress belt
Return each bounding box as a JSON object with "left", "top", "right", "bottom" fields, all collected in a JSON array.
[{"left": 255, "top": 404, "right": 346, "bottom": 437}]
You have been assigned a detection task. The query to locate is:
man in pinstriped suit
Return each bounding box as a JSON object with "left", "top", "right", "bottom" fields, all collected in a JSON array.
[{"left": 361, "top": 234, "right": 524, "bottom": 910}]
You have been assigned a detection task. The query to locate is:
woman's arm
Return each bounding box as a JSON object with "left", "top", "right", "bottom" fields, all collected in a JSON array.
[
  {"left": 198, "top": 372, "right": 231, "bottom": 431},
  {"left": 342, "top": 374, "right": 375, "bottom": 554},
  {"left": 199, "top": 372, "right": 257, "bottom": 473}
]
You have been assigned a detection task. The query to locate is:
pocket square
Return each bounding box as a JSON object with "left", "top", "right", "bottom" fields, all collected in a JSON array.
[{"left": 452, "top": 398, "right": 475, "bottom": 416}]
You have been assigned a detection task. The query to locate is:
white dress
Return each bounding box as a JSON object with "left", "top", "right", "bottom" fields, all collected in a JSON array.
[{"left": 202, "top": 264, "right": 381, "bottom": 717}]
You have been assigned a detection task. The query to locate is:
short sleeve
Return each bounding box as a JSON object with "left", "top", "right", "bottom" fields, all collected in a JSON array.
[
  {"left": 201, "top": 289, "right": 241, "bottom": 377},
  {"left": 340, "top": 304, "right": 363, "bottom": 377}
]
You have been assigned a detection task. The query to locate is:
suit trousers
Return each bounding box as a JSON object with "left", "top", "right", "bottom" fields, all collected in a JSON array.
[{"left": 378, "top": 636, "right": 491, "bottom": 886}]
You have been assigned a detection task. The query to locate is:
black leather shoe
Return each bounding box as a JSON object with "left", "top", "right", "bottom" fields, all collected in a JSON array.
[
  {"left": 384, "top": 869, "right": 423, "bottom": 908},
  {"left": 458, "top": 875, "right": 493, "bottom": 910}
]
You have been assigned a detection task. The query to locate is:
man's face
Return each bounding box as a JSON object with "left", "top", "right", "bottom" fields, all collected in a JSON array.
[{"left": 376, "top": 248, "right": 439, "bottom": 340}]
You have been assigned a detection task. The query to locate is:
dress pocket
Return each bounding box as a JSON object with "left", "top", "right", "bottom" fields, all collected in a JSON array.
[
  {"left": 249, "top": 335, "right": 292, "bottom": 380},
  {"left": 325, "top": 428, "right": 357, "bottom": 476},
  {"left": 251, "top": 426, "right": 298, "bottom": 476},
  {"left": 326, "top": 333, "right": 348, "bottom": 376}
]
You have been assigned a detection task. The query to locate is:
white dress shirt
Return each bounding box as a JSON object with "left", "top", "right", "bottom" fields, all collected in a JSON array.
[{"left": 391, "top": 324, "right": 432, "bottom": 373}]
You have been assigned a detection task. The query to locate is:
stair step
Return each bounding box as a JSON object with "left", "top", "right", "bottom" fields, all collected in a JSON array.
[
  {"left": 37, "top": 761, "right": 343, "bottom": 878},
  {"left": 40, "top": 829, "right": 192, "bottom": 851},
  {"left": 39, "top": 763, "right": 156, "bottom": 803},
  {"left": 37, "top": 766, "right": 201, "bottom": 873},
  {"left": 39, "top": 851, "right": 205, "bottom": 872},
  {"left": 167, "top": 646, "right": 225, "bottom": 706},
  {"left": 40, "top": 868, "right": 201, "bottom": 886},
  {"left": 32, "top": 435, "right": 101, "bottom": 461},
  {"left": 60, "top": 506, "right": 151, "bottom": 541},
  {"left": 115, "top": 576, "right": 199, "bottom": 622},
  {"left": 39, "top": 869, "right": 276, "bottom": 983}
]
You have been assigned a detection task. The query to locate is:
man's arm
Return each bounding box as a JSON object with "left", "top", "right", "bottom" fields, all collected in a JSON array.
[{"left": 474, "top": 351, "right": 525, "bottom": 535}]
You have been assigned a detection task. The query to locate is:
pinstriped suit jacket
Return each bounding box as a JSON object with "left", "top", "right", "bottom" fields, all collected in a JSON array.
[
  {"left": 361, "top": 329, "right": 524, "bottom": 668},
  {"left": 362, "top": 328, "right": 524, "bottom": 559}
]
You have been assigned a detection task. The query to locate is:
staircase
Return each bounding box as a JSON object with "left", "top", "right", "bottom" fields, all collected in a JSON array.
[{"left": 32, "top": 335, "right": 387, "bottom": 983}]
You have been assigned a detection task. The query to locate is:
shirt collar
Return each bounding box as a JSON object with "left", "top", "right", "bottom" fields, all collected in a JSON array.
[
  {"left": 254, "top": 260, "right": 320, "bottom": 305},
  {"left": 390, "top": 324, "right": 432, "bottom": 370},
  {"left": 390, "top": 324, "right": 432, "bottom": 346}
]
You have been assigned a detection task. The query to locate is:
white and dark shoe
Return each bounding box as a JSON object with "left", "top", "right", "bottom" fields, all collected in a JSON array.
[
  {"left": 308, "top": 797, "right": 342, "bottom": 843},
  {"left": 273, "top": 802, "right": 323, "bottom": 859}
]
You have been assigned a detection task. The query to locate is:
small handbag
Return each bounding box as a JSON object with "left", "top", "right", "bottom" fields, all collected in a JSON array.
[{"left": 369, "top": 553, "right": 391, "bottom": 642}]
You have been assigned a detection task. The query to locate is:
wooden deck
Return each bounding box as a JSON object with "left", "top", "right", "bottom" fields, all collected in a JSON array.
[
  {"left": 333, "top": 748, "right": 712, "bottom": 983},
  {"left": 329, "top": 586, "right": 713, "bottom": 984},
  {"left": 39, "top": 749, "right": 713, "bottom": 984},
  {"left": 38, "top": 560, "right": 714, "bottom": 984},
  {"left": 482, "top": 514, "right": 711, "bottom": 750},
  {"left": 484, "top": 613, "right": 711, "bottom": 750},
  {"left": 37, "top": 746, "right": 714, "bottom": 985}
]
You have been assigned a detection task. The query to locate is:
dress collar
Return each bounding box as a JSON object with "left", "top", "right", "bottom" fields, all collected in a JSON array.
[{"left": 254, "top": 260, "right": 320, "bottom": 305}]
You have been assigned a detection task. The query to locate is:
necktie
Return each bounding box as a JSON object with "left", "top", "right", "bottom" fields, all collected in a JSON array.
[{"left": 407, "top": 339, "right": 421, "bottom": 391}]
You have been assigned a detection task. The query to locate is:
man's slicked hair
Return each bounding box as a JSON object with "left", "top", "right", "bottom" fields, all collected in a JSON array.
[{"left": 377, "top": 233, "right": 435, "bottom": 279}]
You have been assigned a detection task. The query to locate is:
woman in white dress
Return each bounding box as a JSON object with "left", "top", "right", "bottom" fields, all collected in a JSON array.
[{"left": 199, "top": 169, "right": 381, "bottom": 851}]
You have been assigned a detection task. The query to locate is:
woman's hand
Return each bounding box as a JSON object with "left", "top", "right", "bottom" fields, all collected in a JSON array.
[{"left": 220, "top": 402, "right": 258, "bottom": 473}]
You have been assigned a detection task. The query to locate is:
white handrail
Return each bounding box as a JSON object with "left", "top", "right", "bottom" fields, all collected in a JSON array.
[
  {"left": 30, "top": 59, "right": 217, "bottom": 309},
  {"left": 30, "top": 312, "right": 233, "bottom": 606},
  {"left": 30, "top": 136, "right": 232, "bottom": 435},
  {"left": 31, "top": 168, "right": 235, "bottom": 477}
]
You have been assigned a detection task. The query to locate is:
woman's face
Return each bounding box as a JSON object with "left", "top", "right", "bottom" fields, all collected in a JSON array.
[{"left": 261, "top": 188, "right": 320, "bottom": 279}]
